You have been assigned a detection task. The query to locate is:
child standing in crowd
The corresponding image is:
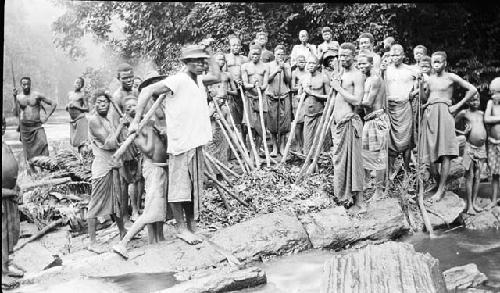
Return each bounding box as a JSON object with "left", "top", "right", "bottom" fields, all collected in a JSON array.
[
  {"left": 291, "top": 55, "right": 308, "bottom": 153},
  {"left": 290, "top": 30, "right": 317, "bottom": 68},
  {"left": 485, "top": 77, "right": 500, "bottom": 209},
  {"left": 455, "top": 94, "right": 487, "bottom": 214},
  {"left": 317, "top": 27, "right": 339, "bottom": 66}
]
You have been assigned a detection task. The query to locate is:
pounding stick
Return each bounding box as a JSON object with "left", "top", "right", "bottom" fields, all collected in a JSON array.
[
  {"left": 204, "top": 151, "right": 241, "bottom": 178},
  {"left": 280, "top": 93, "right": 306, "bottom": 164},
  {"left": 213, "top": 98, "right": 253, "bottom": 171},
  {"left": 238, "top": 84, "right": 260, "bottom": 168},
  {"left": 225, "top": 102, "right": 252, "bottom": 169},
  {"left": 257, "top": 87, "right": 271, "bottom": 167},
  {"left": 204, "top": 157, "right": 231, "bottom": 210},
  {"left": 113, "top": 94, "right": 166, "bottom": 159},
  {"left": 306, "top": 109, "right": 335, "bottom": 176},
  {"left": 216, "top": 118, "right": 247, "bottom": 173},
  {"left": 296, "top": 88, "right": 335, "bottom": 182}
]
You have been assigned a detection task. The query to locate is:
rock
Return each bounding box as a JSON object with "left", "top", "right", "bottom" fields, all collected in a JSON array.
[
  {"left": 426, "top": 191, "right": 466, "bottom": 229},
  {"left": 443, "top": 263, "right": 488, "bottom": 291},
  {"left": 300, "top": 198, "right": 410, "bottom": 249},
  {"left": 159, "top": 266, "right": 266, "bottom": 293},
  {"left": 210, "top": 212, "right": 311, "bottom": 262},
  {"left": 460, "top": 202, "right": 500, "bottom": 230},
  {"left": 320, "top": 241, "right": 447, "bottom": 293}
]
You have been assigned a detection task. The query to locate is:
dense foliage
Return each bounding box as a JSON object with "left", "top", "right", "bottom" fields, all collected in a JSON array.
[{"left": 52, "top": 2, "right": 500, "bottom": 102}]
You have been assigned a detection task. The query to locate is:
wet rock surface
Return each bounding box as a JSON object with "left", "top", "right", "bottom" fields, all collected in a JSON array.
[
  {"left": 425, "top": 191, "right": 466, "bottom": 229},
  {"left": 443, "top": 263, "right": 488, "bottom": 292},
  {"left": 460, "top": 199, "right": 500, "bottom": 230},
  {"left": 210, "top": 212, "right": 312, "bottom": 262},
  {"left": 321, "top": 241, "right": 447, "bottom": 293},
  {"left": 299, "top": 198, "right": 409, "bottom": 249}
]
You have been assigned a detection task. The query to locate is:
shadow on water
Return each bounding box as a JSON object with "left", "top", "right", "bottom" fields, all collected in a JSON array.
[{"left": 93, "top": 272, "right": 179, "bottom": 293}]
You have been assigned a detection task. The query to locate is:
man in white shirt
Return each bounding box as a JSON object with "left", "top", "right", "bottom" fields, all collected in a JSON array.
[
  {"left": 290, "top": 30, "right": 317, "bottom": 68},
  {"left": 130, "top": 44, "right": 220, "bottom": 245}
]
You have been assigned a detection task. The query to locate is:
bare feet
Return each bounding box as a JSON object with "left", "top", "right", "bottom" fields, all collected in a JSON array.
[
  {"left": 428, "top": 189, "right": 446, "bottom": 203},
  {"left": 484, "top": 199, "right": 500, "bottom": 210},
  {"left": 177, "top": 230, "right": 203, "bottom": 245},
  {"left": 473, "top": 203, "right": 484, "bottom": 213},
  {"left": 465, "top": 207, "right": 478, "bottom": 215},
  {"left": 270, "top": 149, "right": 278, "bottom": 158},
  {"left": 2, "top": 274, "right": 20, "bottom": 290},
  {"left": 368, "top": 189, "right": 386, "bottom": 203},
  {"left": 349, "top": 203, "right": 367, "bottom": 215},
  {"left": 87, "top": 243, "right": 107, "bottom": 254},
  {"left": 112, "top": 243, "right": 129, "bottom": 260},
  {"left": 130, "top": 212, "right": 139, "bottom": 222}
]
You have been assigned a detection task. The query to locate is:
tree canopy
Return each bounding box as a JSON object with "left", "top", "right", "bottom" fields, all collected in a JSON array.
[{"left": 52, "top": 2, "right": 500, "bottom": 91}]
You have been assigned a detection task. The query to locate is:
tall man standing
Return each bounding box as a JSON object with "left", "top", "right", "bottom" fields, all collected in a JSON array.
[
  {"left": 330, "top": 43, "right": 366, "bottom": 212},
  {"left": 420, "top": 52, "right": 477, "bottom": 201},
  {"left": 66, "top": 77, "right": 89, "bottom": 153},
  {"left": 130, "top": 45, "right": 220, "bottom": 244},
  {"left": 15, "top": 77, "right": 57, "bottom": 166},
  {"left": 358, "top": 54, "right": 389, "bottom": 201},
  {"left": 385, "top": 44, "right": 418, "bottom": 174},
  {"left": 358, "top": 32, "right": 381, "bottom": 73}
]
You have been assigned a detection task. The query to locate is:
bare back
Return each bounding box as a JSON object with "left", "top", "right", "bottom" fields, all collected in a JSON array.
[{"left": 135, "top": 121, "right": 167, "bottom": 163}]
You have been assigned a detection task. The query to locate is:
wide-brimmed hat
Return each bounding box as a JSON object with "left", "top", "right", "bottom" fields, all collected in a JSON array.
[
  {"left": 322, "top": 51, "right": 338, "bottom": 67},
  {"left": 138, "top": 71, "right": 167, "bottom": 93},
  {"left": 180, "top": 45, "right": 210, "bottom": 61}
]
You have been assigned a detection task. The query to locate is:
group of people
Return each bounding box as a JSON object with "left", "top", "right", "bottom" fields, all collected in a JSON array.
[{"left": 3, "top": 27, "right": 500, "bottom": 280}]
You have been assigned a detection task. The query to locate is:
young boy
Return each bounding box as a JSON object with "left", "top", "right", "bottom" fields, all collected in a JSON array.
[
  {"left": 291, "top": 55, "right": 308, "bottom": 153},
  {"left": 266, "top": 45, "right": 292, "bottom": 156},
  {"left": 418, "top": 55, "right": 432, "bottom": 76},
  {"left": 113, "top": 115, "right": 168, "bottom": 259},
  {"left": 302, "top": 55, "right": 331, "bottom": 154},
  {"left": 317, "top": 27, "right": 339, "bottom": 66},
  {"left": 485, "top": 77, "right": 500, "bottom": 209},
  {"left": 420, "top": 51, "right": 477, "bottom": 202},
  {"left": 455, "top": 94, "right": 487, "bottom": 214},
  {"left": 412, "top": 45, "right": 428, "bottom": 68}
]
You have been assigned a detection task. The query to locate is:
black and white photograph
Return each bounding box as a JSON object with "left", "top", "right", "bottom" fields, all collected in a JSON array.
[{"left": 2, "top": 1, "right": 500, "bottom": 292}]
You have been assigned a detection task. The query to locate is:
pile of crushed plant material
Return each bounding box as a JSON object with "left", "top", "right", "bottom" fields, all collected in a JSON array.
[
  {"left": 20, "top": 149, "right": 93, "bottom": 232},
  {"left": 199, "top": 164, "right": 338, "bottom": 230}
]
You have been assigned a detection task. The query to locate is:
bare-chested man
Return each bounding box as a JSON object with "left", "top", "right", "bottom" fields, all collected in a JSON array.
[
  {"left": 317, "top": 27, "right": 340, "bottom": 66},
  {"left": 302, "top": 55, "right": 331, "bottom": 154},
  {"left": 420, "top": 51, "right": 477, "bottom": 201},
  {"left": 241, "top": 44, "right": 270, "bottom": 161},
  {"left": 66, "top": 77, "right": 89, "bottom": 153},
  {"left": 358, "top": 32, "right": 381, "bottom": 73},
  {"left": 225, "top": 36, "right": 249, "bottom": 139},
  {"left": 266, "top": 45, "right": 292, "bottom": 156},
  {"left": 15, "top": 77, "right": 56, "bottom": 168},
  {"left": 385, "top": 44, "right": 419, "bottom": 174},
  {"left": 358, "top": 54, "right": 389, "bottom": 201},
  {"left": 111, "top": 64, "right": 140, "bottom": 222},
  {"left": 254, "top": 31, "right": 274, "bottom": 63},
  {"left": 87, "top": 91, "right": 127, "bottom": 253},
  {"left": 484, "top": 77, "right": 500, "bottom": 208},
  {"left": 330, "top": 43, "right": 365, "bottom": 212},
  {"left": 455, "top": 94, "right": 487, "bottom": 214}
]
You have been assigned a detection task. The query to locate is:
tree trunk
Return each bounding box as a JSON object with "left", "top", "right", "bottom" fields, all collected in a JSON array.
[{"left": 321, "top": 241, "right": 447, "bottom": 293}]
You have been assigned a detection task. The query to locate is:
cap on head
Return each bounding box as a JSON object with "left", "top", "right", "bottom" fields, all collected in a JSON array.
[
  {"left": 322, "top": 27, "right": 331, "bottom": 34},
  {"left": 414, "top": 45, "right": 428, "bottom": 55},
  {"left": 138, "top": 70, "right": 167, "bottom": 93},
  {"left": 431, "top": 51, "right": 447, "bottom": 61},
  {"left": 180, "top": 45, "right": 210, "bottom": 61},
  {"left": 358, "top": 32, "right": 374, "bottom": 44},
  {"left": 274, "top": 44, "right": 286, "bottom": 53}
]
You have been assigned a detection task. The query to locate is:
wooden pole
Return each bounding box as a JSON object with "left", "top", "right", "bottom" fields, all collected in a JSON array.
[
  {"left": 14, "top": 219, "right": 65, "bottom": 252},
  {"left": 113, "top": 94, "right": 166, "bottom": 159},
  {"left": 305, "top": 109, "right": 335, "bottom": 176},
  {"left": 416, "top": 75, "right": 434, "bottom": 237},
  {"left": 238, "top": 85, "right": 260, "bottom": 168},
  {"left": 257, "top": 87, "right": 271, "bottom": 167},
  {"left": 296, "top": 88, "right": 335, "bottom": 182},
  {"left": 213, "top": 99, "right": 253, "bottom": 171},
  {"left": 204, "top": 151, "right": 241, "bottom": 178},
  {"left": 204, "top": 157, "right": 231, "bottom": 210},
  {"left": 225, "top": 103, "right": 253, "bottom": 169},
  {"left": 216, "top": 118, "right": 247, "bottom": 173},
  {"left": 280, "top": 93, "right": 306, "bottom": 165},
  {"left": 204, "top": 154, "right": 233, "bottom": 187},
  {"left": 204, "top": 170, "right": 253, "bottom": 210}
]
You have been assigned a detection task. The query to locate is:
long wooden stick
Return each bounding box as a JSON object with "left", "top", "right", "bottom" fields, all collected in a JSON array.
[
  {"left": 257, "top": 88, "right": 271, "bottom": 167},
  {"left": 204, "top": 170, "right": 253, "bottom": 210},
  {"left": 216, "top": 118, "right": 247, "bottom": 173},
  {"left": 305, "top": 109, "right": 335, "bottom": 176},
  {"left": 239, "top": 85, "right": 260, "bottom": 168},
  {"left": 281, "top": 93, "right": 306, "bottom": 165},
  {"left": 204, "top": 157, "right": 231, "bottom": 210},
  {"left": 113, "top": 94, "right": 166, "bottom": 159},
  {"left": 14, "top": 219, "right": 64, "bottom": 252},
  {"left": 225, "top": 104, "right": 252, "bottom": 169},
  {"left": 416, "top": 75, "right": 434, "bottom": 237},
  {"left": 213, "top": 99, "right": 253, "bottom": 171},
  {"left": 19, "top": 177, "right": 72, "bottom": 191},
  {"left": 296, "top": 88, "right": 334, "bottom": 182},
  {"left": 204, "top": 151, "right": 241, "bottom": 178},
  {"left": 204, "top": 155, "right": 233, "bottom": 187}
]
